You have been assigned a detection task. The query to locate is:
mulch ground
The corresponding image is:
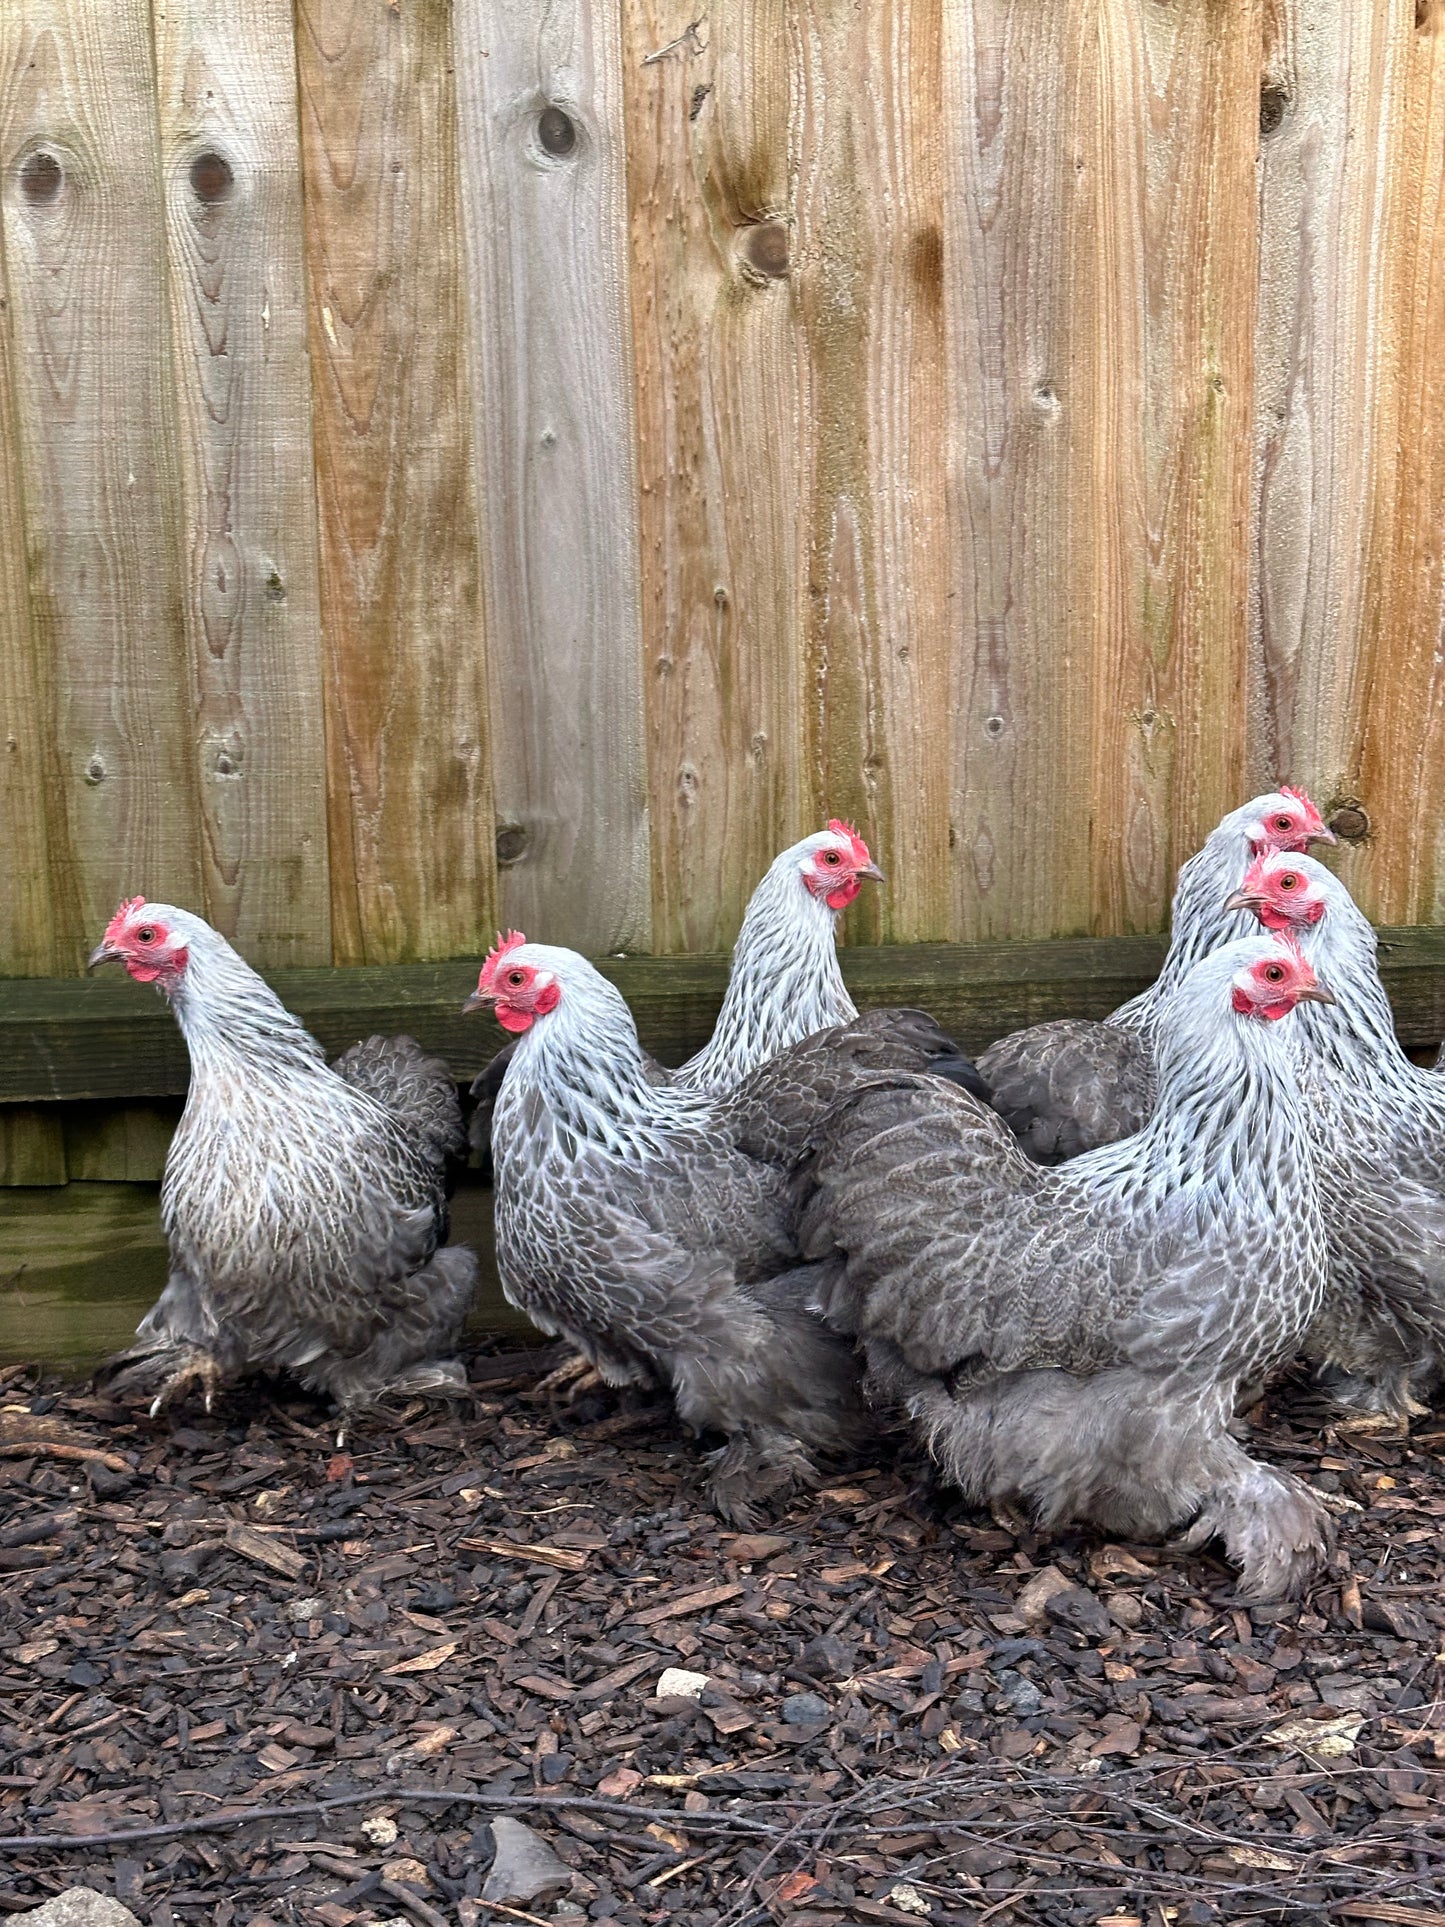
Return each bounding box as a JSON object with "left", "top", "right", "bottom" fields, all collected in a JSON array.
[{"left": 0, "top": 1348, "right": 1442, "bottom": 1927}]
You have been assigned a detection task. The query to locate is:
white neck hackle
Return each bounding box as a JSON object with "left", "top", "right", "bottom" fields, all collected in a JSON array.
[
  {"left": 1081, "top": 938, "right": 1318, "bottom": 1237},
  {"left": 494, "top": 945, "right": 717, "bottom": 1165},
  {"left": 138, "top": 907, "right": 327, "bottom": 1086},
  {"left": 674, "top": 836, "right": 857, "bottom": 1094},
  {"left": 1109, "top": 794, "right": 1314, "bottom": 1037},
  {"left": 1281, "top": 860, "right": 1445, "bottom": 1120}
]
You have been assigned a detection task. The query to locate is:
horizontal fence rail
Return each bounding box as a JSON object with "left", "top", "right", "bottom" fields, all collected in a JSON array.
[{"left": 1, "top": 1, "right": 1444, "bottom": 1181}]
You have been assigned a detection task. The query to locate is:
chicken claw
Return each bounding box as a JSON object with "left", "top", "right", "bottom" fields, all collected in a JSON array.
[
  {"left": 147, "top": 1351, "right": 224, "bottom": 1419},
  {"left": 530, "top": 1352, "right": 604, "bottom": 1405}
]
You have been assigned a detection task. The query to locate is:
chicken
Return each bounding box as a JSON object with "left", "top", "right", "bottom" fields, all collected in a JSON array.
[
  {"left": 467, "top": 822, "right": 987, "bottom": 1171},
  {"left": 463, "top": 931, "right": 969, "bottom": 1525},
  {"left": 798, "top": 936, "right": 1338, "bottom": 1601},
  {"left": 89, "top": 897, "right": 476, "bottom": 1424},
  {"left": 1226, "top": 851, "right": 1445, "bottom": 1420},
  {"left": 978, "top": 789, "right": 1335, "bottom": 1161}
]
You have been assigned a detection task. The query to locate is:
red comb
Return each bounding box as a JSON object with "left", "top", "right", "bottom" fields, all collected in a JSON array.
[
  {"left": 480, "top": 929, "right": 527, "bottom": 986},
  {"left": 103, "top": 896, "right": 147, "bottom": 941},
  {"left": 1279, "top": 784, "right": 1324, "bottom": 826},
  {"left": 826, "top": 818, "right": 872, "bottom": 869}
]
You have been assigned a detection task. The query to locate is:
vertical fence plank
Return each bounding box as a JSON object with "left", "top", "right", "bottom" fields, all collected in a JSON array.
[
  {"left": 620, "top": 0, "right": 806, "bottom": 954},
  {"left": 0, "top": 0, "right": 201, "bottom": 972},
  {"left": 1250, "top": 1, "right": 1403, "bottom": 827},
  {"left": 297, "top": 0, "right": 496, "bottom": 967},
  {"left": 1082, "top": 1, "right": 1258, "bottom": 927},
  {"left": 152, "top": 0, "right": 331, "bottom": 968},
  {"left": 0, "top": 1109, "right": 67, "bottom": 1187},
  {"left": 0, "top": 224, "right": 56, "bottom": 977},
  {"left": 457, "top": 0, "right": 650, "bottom": 956},
  {"left": 621, "top": 1, "right": 807, "bottom": 953},
  {"left": 794, "top": 0, "right": 955, "bottom": 944},
  {"left": 1350, "top": 6, "right": 1445, "bottom": 924},
  {"left": 943, "top": 2, "right": 1095, "bottom": 942}
]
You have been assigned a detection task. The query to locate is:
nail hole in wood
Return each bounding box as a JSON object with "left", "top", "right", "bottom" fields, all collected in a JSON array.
[
  {"left": 496, "top": 823, "right": 529, "bottom": 866},
  {"left": 538, "top": 107, "right": 577, "bottom": 157},
  {"left": 19, "top": 152, "right": 62, "bottom": 205},
  {"left": 1259, "top": 87, "right": 1289, "bottom": 136},
  {"left": 744, "top": 221, "right": 790, "bottom": 277},
  {"left": 1327, "top": 803, "right": 1370, "bottom": 842},
  {"left": 190, "top": 151, "right": 234, "bottom": 203}
]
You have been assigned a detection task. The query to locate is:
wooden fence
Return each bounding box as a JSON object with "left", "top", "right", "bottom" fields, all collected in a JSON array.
[{"left": 2, "top": 2, "right": 1444, "bottom": 1175}]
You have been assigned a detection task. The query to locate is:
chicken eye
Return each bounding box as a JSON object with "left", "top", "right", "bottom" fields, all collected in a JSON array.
[
  {"left": 136, "top": 926, "right": 156, "bottom": 944},
  {"left": 1280, "top": 873, "right": 1298, "bottom": 889},
  {"left": 1274, "top": 815, "right": 1294, "bottom": 831},
  {"left": 1264, "top": 964, "right": 1284, "bottom": 983},
  {"left": 507, "top": 969, "right": 526, "bottom": 988},
  {"left": 821, "top": 850, "right": 841, "bottom": 865}
]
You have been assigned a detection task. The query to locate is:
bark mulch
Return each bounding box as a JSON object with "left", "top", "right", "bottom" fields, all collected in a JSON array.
[{"left": 0, "top": 1349, "right": 1442, "bottom": 1927}]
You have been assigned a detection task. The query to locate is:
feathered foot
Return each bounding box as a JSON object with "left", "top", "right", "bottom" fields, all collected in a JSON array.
[
  {"left": 145, "top": 1350, "right": 224, "bottom": 1420},
  {"left": 1178, "top": 1456, "right": 1335, "bottom": 1603},
  {"left": 333, "top": 1358, "right": 469, "bottom": 1447},
  {"left": 1316, "top": 1362, "right": 1429, "bottom": 1429},
  {"left": 703, "top": 1429, "right": 818, "bottom": 1530}
]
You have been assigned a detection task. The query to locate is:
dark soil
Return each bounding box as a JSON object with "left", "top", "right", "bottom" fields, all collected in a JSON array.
[{"left": 0, "top": 1349, "right": 1442, "bottom": 1926}]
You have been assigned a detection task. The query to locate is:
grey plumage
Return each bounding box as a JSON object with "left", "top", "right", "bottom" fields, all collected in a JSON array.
[
  {"left": 481, "top": 943, "right": 969, "bottom": 1524},
  {"left": 95, "top": 904, "right": 476, "bottom": 1419},
  {"left": 798, "top": 937, "right": 1336, "bottom": 1601},
  {"left": 978, "top": 791, "right": 1333, "bottom": 1162},
  {"left": 1237, "top": 853, "right": 1445, "bottom": 1418},
  {"left": 469, "top": 826, "right": 984, "bottom": 1170}
]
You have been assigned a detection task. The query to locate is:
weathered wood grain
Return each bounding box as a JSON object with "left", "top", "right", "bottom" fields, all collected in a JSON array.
[
  {"left": 1349, "top": 6, "right": 1445, "bottom": 925},
  {"left": 296, "top": 0, "right": 496, "bottom": 966},
  {"left": 1081, "top": 3, "right": 1258, "bottom": 928},
  {"left": 0, "top": 203, "right": 56, "bottom": 978},
  {"left": 457, "top": 0, "right": 650, "bottom": 954},
  {"left": 153, "top": 0, "right": 331, "bottom": 967},
  {"left": 943, "top": 3, "right": 1094, "bottom": 942},
  {"left": 6, "top": 927, "right": 1445, "bottom": 1109},
  {"left": 1250, "top": 0, "right": 1404, "bottom": 856},
  {"left": 0, "top": 1108, "right": 66, "bottom": 1187},
  {"left": 62, "top": 1102, "right": 177, "bottom": 1183},
  {"left": 0, "top": 0, "right": 201, "bottom": 971},
  {"left": 620, "top": 0, "right": 805, "bottom": 953},
  {"left": 793, "top": 0, "right": 955, "bottom": 943}
]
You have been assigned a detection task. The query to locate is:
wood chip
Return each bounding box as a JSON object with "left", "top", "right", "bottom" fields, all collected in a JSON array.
[
  {"left": 460, "top": 1538, "right": 589, "bottom": 1572},
  {"left": 381, "top": 1642, "right": 459, "bottom": 1676},
  {"left": 223, "top": 1521, "right": 308, "bottom": 1581},
  {"left": 629, "top": 1582, "right": 743, "bottom": 1626}
]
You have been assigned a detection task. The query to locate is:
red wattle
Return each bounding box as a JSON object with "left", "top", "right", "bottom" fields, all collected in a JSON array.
[
  {"left": 495, "top": 1005, "right": 534, "bottom": 1033},
  {"left": 826, "top": 879, "right": 861, "bottom": 911}
]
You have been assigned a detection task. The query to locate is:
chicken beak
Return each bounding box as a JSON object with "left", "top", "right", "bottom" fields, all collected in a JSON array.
[
  {"left": 461, "top": 988, "right": 495, "bottom": 1015},
  {"left": 86, "top": 941, "right": 122, "bottom": 971},
  {"left": 1224, "top": 889, "right": 1268, "bottom": 915},
  {"left": 859, "top": 860, "right": 886, "bottom": 883},
  {"left": 1309, "top": 824, "right": 1337, "bottom": 846},
  {"left": 1295, "top": 983, "right": 1337, "bottom": 1006}
]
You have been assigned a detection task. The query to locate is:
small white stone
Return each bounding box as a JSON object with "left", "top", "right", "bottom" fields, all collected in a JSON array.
[
  {"left": 18, "top": 1895, "right": 142, "bottom": 1927},
  {"left": 655, "top": 1667, "right": 710, "bottom": 1700},
  {"left": 886, "top": 1884, "right": 933, "bottom": 1918},
  {"left": 361, "top": 1812, "right": 399, "bottom": 1847}
]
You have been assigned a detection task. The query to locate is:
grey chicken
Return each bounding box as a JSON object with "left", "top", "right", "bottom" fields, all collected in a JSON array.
[
  {"left": 90, "top": 897, "right": 476, "bottom": 1424},
  {"left": 1227, "top": 851, "right": 1445, "bottom": 1420},
  {"left": 464, "top": 931, "right": 969, "bottom": 1525},
  {"left": 978, "top": 789, "right": 1335, "bottom": 1161},
  {"left": 468, "top": 822, "right": 988, "bottom": 1171},
  {"left": 799, "top": 936, "right": 1338, "bottom": 1601}
]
